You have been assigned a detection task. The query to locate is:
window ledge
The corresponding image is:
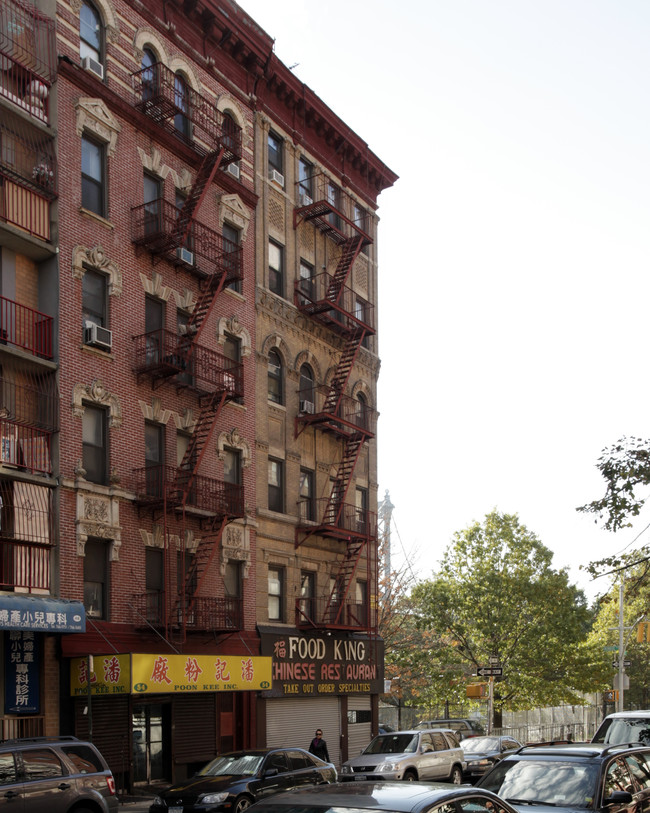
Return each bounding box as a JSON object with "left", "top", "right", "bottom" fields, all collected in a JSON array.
[
  {"left": 80, "top": 342, "right": 113, "bottom": 359},
  {"left": 79, "top": 207, "right": 114, "bottom": 230}
]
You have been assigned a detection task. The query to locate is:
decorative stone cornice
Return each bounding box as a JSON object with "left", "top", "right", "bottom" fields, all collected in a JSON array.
[
  {"left": 72, "top": 380, "right": 122, "bottom": 428},
  {"left": 71, "top": 245, "right": 122, "bottom": 296},
  {"left": 75, "top": 98, "right": 121, "bottom": 157}
]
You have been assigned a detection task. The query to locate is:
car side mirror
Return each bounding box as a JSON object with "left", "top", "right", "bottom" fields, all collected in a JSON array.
[
  {"left": 263, "top": 768, "right": 279, "bottom": 777},
  {"left": 421, "top": 745, "right": 433, "bottom": 753},
  {"left": 605, "top": 791, "right": 633, "bottom": 805}
]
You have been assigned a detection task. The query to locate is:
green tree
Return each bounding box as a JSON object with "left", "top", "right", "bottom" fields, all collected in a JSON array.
[{"left": 409, "top": 510, "right": 606, "bottom": 727}]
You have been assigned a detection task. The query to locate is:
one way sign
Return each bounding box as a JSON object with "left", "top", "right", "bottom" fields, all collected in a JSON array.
[{"left": 477, "top": 666, "right": 503, "bottom": 677}]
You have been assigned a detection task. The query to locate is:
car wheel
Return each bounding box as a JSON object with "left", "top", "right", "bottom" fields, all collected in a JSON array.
[
  {"left": 450, "top": 765, "right": 463, "bottom": 785},
  {"left": 403, "top": 770, "right": 418, "bottom": 781},
  {"left": 234, "top": 795, "right": 254, "bottom": 813}
]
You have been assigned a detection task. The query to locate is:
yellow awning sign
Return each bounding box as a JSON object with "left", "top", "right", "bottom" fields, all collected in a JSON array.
[
  {"left": 131, "top": 654, "right": 272, "bottom": 694},
  {"left": 70, "top": 654, "right": 131, "bottom": 696}
]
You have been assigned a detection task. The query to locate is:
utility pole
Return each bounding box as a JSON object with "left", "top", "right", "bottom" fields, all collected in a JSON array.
[{"left": 618, "top": 576, "right": 625, "bottom": 712}]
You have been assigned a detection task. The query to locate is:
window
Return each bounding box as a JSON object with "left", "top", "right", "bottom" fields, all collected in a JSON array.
[
  {"left": 223, "top": 333, "right": 242, "bottom": 402},
  {"left": 145, "top": 422, "right": 164, "bottom": 497},
  {"left": 81, "top": 134, "right": 106, "bottom": 216},
  {"left": 80, "top": 1, "right": 102, "bottom": 66},
  {"left": 222, "top": 111, "right": 240, "bottom": 174},
  {"left": 355, "top": 487, "right": 368, "bottom": 532},
  {"left": 82, "top": 404, "right": 107, "bottom": 484},
  {"left": 268, "top": 240, "right": 284, "bottom": 297},
  {"left": 300, "top": 571, "right": 315, "bottom": 621},
  {"left": 268, "top": 132, "right": 283, "bottom": 178},
  {"left": 143, "top": 172, "right": 162, "bottom": 235},
  {"left": 299, "top": 469, "right": 315, "bottom": 522},
  {"left": 174, "top": 73, "right": 191, "bottom": 139},
  {"left": 299, "top": 259, "right": 315, "bottom": 302},
  {"left": 268, "top": 458, "right": 284, "bottom": 513},
  {"left": 299, "top": 364, "right": 315, "bottom": 412},
  {"left": 22, "top": 749, "right": 63, "bottom": 780},
  {"left": 141, "top": 47, "right": 157, "bottom": 101},
  {"left": 354, "top": 202, "right": 370, "bottom": 255},
  {"left": 356, "top": 580, "right": 368, "bottom": 625},
  {"left": 268, "top": 566, "right": 284, "bottom": 621},
  {"left": 267, "top": 349, "right": 283, "bottom": 404},
  {"left": 145, "top": 296, "right": 164, "bottom": 365},
  {"left": 175, "top": 190, "right": 193, "bottom": 259},
  {"left": 225, "top": 560, "right": 242, "bottom": 598},
  {"left": 223, "top": 222, "right": 241, "bottom": 292},
  {"left": 84, "top": 538, "right": 108, "bottom": 619},
  {"left": 145, "top": 547, "right": 164, "bottom": 623},
  {"left": 356, "top": 392, "right": 368, "bottom": 429},
  {"left": 176, "top": 310, "right": 194, "bottom": 386},
  {"left": 223, "top": 447, "right": 241, "bottom": 486},
  {"left": 0, "top": 754, "right": 16, "bottom": 786},
  {"left": 82, "top": 268, "right": 108, "bottom": 329},
  {"left": 327, "top": 181, "right": 341, "bottom": 229},
  {"left": 298, "top": 158, "right": 313, "bottom": 204}
]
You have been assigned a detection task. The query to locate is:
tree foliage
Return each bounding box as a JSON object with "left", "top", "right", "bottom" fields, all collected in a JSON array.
[{"left": 407, "top": 511, "right": 606, "bottom": 721}]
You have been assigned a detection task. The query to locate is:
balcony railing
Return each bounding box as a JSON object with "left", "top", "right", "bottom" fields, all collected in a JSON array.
[
  {"left": 0, "top": 296, "right": 53, "bottom": 359},
  {"left": 296, "top": 389, "right": 377, "bottom": 438},
  {"left": 0, "top": 420, "right": 52, "bottom": 473},
  {"left": 0, "top": 479, "right": 52, "bottom": 545},
  {"left": 131, "top": 592, "right": 243, "bottom": 631},
  {"left": 0, "top": 0, "right": 56, "bottom": 124},
  {"left": 295, "top": 272, "right": 375, "bottom": 337},
  {"left": 131, "top": 62, "right": 242, "bottom": 163},
  {"left": 0, "top": 372, "right": 58, "bottom": 431},
  {"left": 0, "top": 537, "right": 50, "bottom": 591},
  {"left": 133, "top": 329, "right": 243, "bottom": 398},
  {"left": 297, "top": 498, "right": 376, "bottom": 541},
  {"left": 131, "top": 199, "right": 243, "bottom": 283},
  {"left": 295, "top": 596, "right": 377, "bottom": 632},
  {"left": 294, "top": 174, "right": 372, "bottom": 246},
  {"left": 132, "top": 464, "right": 244, "bottom": 518}
]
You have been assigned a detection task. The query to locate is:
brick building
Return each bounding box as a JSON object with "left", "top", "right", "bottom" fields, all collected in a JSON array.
[{"left": 0, "top": 0, "right": 395, "bottom": 790}]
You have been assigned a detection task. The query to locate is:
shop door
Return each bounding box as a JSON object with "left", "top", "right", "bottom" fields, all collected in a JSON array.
[{"left": 132, "top": 703, "right": 171, "bottom": 784}]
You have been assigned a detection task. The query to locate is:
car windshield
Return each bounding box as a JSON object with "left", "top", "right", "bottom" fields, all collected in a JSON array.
[
  {"left": 363, "top": 734, "right": 418, "bottom": 755},
  {"left": 463, "top": 737, "right": 500, "bottom": 753},
  {"left": 593, "top": 718, "right": 650, "bottom": 745},
  {"left": 198, "top": 754, "right": 264, "bottom": 776},
  {"left": 480, "top": 759, "right": 599, "bottom": 808}
]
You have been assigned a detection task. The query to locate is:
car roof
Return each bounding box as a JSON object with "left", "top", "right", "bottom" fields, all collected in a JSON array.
[
  {"left": 249, "top": 781, "right": 509, "bottom": 812},
  {"left": 600, "top": 710, "right": 650, "bottom": 719},
  {"left": 503, "top": 742, "right": 650, "bottom": 760},
  {"left": 376, "top": 729, "right": 456, "bottom": 736}
]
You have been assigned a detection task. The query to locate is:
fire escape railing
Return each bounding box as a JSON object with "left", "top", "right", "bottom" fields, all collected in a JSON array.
[
  {"left": 133, "top": 329, "right": 243, "bottom": 397},
  {"left": 132, "top": 464, "right": 244, "bottom": 517},
  {"left": 296, "top": 596, "right": 377, "bottom": 631},
  {"left": 294, "top": 271, "right": 374, "bottom": 337},
  {"left": 0, "top": 0, "right": 55, "bottom": 125},
  {"left": 294, "top": 173, "right": 372, "bottom": 246},
  {"left": 297, "top": 499, "right": 376, "bottom": 540},
  {"left": 297, "top": 388, "right": 377, "bottom": 438},
  {"left": 131, "top": 61, "right": 242, "bottom": 163},
  {"left": 131, "top": 592, "right": 243, "bottom": 632},
  {"left": 131, "top": 199, "right": 243, "bottom": 283},
  {"left": 0, "top": 295, "right": 53, "bottom": 359}
]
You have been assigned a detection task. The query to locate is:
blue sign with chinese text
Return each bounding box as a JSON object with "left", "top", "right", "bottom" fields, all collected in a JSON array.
[
  {"left": 5, "top": 631, "right": 39, "bottom": 713},
  {"left": 0, "top": 596, "right": 85, "bottom": 632}
]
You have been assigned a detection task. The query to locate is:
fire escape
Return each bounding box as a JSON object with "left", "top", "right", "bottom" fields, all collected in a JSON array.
[
  {"left": 293, "top": 174, "right": 378, "bottom": 633},
  {"left": 130, "top": 62, "right": 244, "bottom": 639}
]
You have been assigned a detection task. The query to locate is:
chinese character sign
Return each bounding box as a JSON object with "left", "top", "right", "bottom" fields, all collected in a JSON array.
[
  {"left": 70, "top": 654, "right": 130, "bottom": 696},
  {"left": 131, "top": 654, "right": 272, "bottom": 694},
  {"left": 5, "top": 631, "right": 39, "bottom": 713}
]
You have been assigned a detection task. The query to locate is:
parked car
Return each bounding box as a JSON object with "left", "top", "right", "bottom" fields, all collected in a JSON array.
[
  {"left": 476, "top": 741, "right": 650, "bottom": 813},
  {"left": 461, "top": 735, "right": 523, "bottom": 782},
  {"left": 0, "top": 735, "right": 117, "bottom": 812},
  {"left": 592, "top": 710, "right": 650, "bottom": 745},
  {"left": 246, "top": 780, "right": 520, "bottom": 813},
  {"left": 340, "top": 729, "right": 466, "bottom": 784},
  {"left": 415, "top": 719, "right": 485, "bottom": 740},
  {"left": 379, "top": 724, "right": 395, "bottom": 735},
  {"left": 149, "top": 748, "right": 337, "bottom": 813}
]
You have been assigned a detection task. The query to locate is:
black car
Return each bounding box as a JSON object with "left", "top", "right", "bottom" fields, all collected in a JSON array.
[
  {"left": 462, "top": 735, "right": 523, "bottom": 781},
  {"left": 476, "top": 742, "right": 650, "bottom": 813},
  {"left": 245, "top": 780, "right": 519, "bottom": 813},
  {"left": 149, "top": 748, "right": 337, "bottom": 813}
]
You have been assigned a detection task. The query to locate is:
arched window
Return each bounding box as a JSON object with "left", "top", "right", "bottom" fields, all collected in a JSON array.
[
  {"left": 356, "top": 392, "right": 367, "bottom": 429},
  {"left": 222, "top": 111, "right": 239, "bottom": 165},
  {"left": 299, "top": 364, "right": 315, "bottom": 412},
  {"left": 80, "top": 1, "right": 102, "bottom": 66},
  {"left": 141, "top": 47, "right": 157, "bottom": 101},
  {"left": 174, "top": 73, "right": 191, "bottom": 139},
  {"left": 267, "top": 350, "right": 283, "bottom": 405}
]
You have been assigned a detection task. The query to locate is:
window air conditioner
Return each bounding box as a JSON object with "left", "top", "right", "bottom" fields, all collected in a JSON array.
[
  {"left": 177, "top": 247, "right": 194, "bottom": 265},
  {"left": 299, "top": 193, "right": 313, "bottom": 207},
  {"left": 268, "top": 169, "right": 285, "bottom": 186},
  {"left": 226, "top": 163, "right": 240, "bottom": 179},
  {"left": 299, "top": 400, "right": 315, "bottom": 415},
  {"left": 84, "top": 321, "right": 113, "bottom": 351},
  {"left": 81, "top": 56, "right": 104, "bottom": 79}
]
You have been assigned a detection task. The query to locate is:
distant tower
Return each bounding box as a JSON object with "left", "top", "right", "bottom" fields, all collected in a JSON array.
[{"left": 378, "top": 489, "right": 395, "bottom": 592}]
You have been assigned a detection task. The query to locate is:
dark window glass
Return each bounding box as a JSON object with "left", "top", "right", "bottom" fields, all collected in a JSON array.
[
  {"left": 223, "top": 222, "right": 241, "bottom": 292},
  {"left": 174, "top": 73, "right": 191, "bottom": 139},
  {"left": 82, "top": 404, "right": 107, "bottom": 484},
  {"left": 300, "top": 571, "right": 315, "bottom": 620},
  {"left": 141, "top": 47, "right": 157, "bottom": 101},
  {"left": 145, "top": 547, "right": 164, "bottom": 623},
  {"left": 299, "top": 364, "right": 314, "bottom": 408},
  {"left": 84, "top": 538, "right": 108, "bottom": 619},
  {"left": 80, "top": 1, "right": 102, "bottom": 63},
  {"left": 145, "top": 422, "right": 164, "bottom": 497},
  {"left": 22, "top": 749, "right": 63, "bottom": 781},
  {"left": 0, "top": 753, "right": 16, "bottom": 786},
  {"left": 223, "top": 448, "right": 241, "bottom": 485},
  {"left": 268, "top": 132, "right": 283, "bottom": 174},
  {"left": 224, "top": 560, "right": 242, "bottom": 598},
  {"left": 267, "top": 350, "right": 283, "bottom": 404},
  {"left": 143, "top": 173, "right": 161, "bottom": 234},
  {"left": 299, "top": 259, "right": 315, "bottom": 302},
  {"left": 287, "top": 751, "right": 311, "bottom": 770},
  {"left": 81, "top": 135, "right": 105, "bottom": 216},
  {"left": 62, "top": 745, "right": 103, "bottom": 774},
  {"left": 300, "top": 469, "right": 315, "bottom": 521},
  {"left": 82, "top": 269, "right": 107, "bottom": 328},
  {"left": 298, "top": 158, "right": 313, "bottom": 203},
  {"left": 268, "top": 459, "right": 284, "bottom": 513}
]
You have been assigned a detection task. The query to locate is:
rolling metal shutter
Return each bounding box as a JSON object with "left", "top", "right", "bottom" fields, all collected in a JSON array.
[
  {"left": 174, "top": 694, "right": 217, "bottom": 765},
  {"left": 347, "top": 696, "right": 372, "bottom": 759},
  {"left": 266, "top": 697, "right": 341, "bottom": 769}
]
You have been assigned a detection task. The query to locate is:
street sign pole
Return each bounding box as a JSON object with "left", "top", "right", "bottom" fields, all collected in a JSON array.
[{"left": 487, "top": 675, "right": 494, "bottom": 734}]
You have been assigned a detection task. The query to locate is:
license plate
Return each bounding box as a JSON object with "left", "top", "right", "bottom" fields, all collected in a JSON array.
[
  {"left": 354, "top": 776, "right": 366, "bottom": 781},
  {"left": 169, "top": 807, "right": 183, "bottom": 813}
]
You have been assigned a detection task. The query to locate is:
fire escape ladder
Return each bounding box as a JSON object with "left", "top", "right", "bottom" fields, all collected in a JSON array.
[
  {"left": 323, "top": 538, "right": 366, "bottom": 625},
  {"left": 175, "top": 146, "right": 225, "bottom": 247},
  {"left": 322, "top": 334, "right": 364, "bottom": 415},
  {"left": 175, "top": 390, "right": 228, "bottom": 505},
  {"left": 322, "top": 434, "right": 364, "bottom": 525},
  {"left": 326, "top": 235, "right": 365, "bottom": 304}
]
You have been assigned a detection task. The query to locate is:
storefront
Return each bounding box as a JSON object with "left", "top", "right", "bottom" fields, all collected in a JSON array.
[
  {"left": 258, "top": 628, "right": 384, "bottom": 767},
  {"left": 68, "top": 651, "right": 271, "bottom": 791}
]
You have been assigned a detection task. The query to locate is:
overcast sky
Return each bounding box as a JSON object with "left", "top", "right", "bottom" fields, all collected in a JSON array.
[{"left": 240, "top": 0, "right": 650, "bottom": 602}]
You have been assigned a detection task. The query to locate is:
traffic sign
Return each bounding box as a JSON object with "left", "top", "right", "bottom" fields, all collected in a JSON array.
[
  {"left": 477, "top": 666, "right": 503, "bottom": 677},
  {"left": 612, "top": 660, "right": 631, "bottom": 668}
]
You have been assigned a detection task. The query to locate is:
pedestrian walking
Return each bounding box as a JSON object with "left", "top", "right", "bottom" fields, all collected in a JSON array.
[{"left": 309, "top": 728, "right": 330, "bottom": 762}]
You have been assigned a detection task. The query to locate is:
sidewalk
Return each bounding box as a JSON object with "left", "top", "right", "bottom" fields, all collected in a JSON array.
[{"left": 117, "top": 794, "right": 156, "bottom": 811}]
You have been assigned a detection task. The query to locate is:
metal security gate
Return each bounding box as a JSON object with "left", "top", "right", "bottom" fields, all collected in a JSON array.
[
  {"left": 347, "top": 696, "right": 372, "bottom": 759},
  {"left": 266, "top": 697, "right": 341, "bottom": 768}
]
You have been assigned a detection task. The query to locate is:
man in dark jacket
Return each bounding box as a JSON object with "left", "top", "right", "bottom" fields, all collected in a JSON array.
[{"left": 309, "top": 728, "right": 330, "bottom": 762}]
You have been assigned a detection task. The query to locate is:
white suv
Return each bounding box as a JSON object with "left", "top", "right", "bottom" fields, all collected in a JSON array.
[
  {"left": 340, "top": 728, "right": 466, "bottom": 783},
  {"left": 592, "top": 710, "right": 650, "bottom": 745}
]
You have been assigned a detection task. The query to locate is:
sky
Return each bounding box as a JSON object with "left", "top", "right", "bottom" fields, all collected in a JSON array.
[{"left": 239, "top": 0, "right": 650, "bottom": 602}]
